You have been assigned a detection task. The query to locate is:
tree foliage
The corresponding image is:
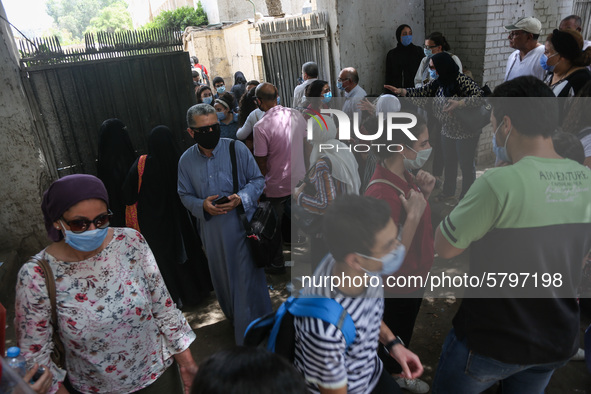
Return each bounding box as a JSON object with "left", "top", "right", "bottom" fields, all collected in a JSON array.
[
  {"left": 45, "top": 0, "right": 123, "bottom": 40},
  {"left": 85, "top": 2, "right": 132, "bottom": 34},
  {"left": 143, "top": 4, "right": 208, "bottom": 31}
]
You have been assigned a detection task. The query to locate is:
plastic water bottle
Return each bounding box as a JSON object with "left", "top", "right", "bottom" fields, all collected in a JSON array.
[{"left": 5, "top": 347, "right": 27, "bottom": 377}]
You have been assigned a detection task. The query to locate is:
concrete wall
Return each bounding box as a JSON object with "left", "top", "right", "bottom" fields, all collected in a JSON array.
[
  {"left": 425, "top": 0, "right": 489, "bottom": 85},
  {"left": 184, "top": 21, "right": 264, "bottom": 87},
  {"left": 198, "top": 0, "right": 306, "bottom": 24},
  {"left": 0, "top": 3, "right": 52, "bottom": 270},
  {"left": 316, "top": 0, "right": 425, "bottom": 96}
]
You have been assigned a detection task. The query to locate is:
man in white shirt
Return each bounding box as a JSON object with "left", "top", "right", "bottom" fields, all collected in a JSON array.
[
  {"left": 560, "top": 15, "right": 591, "bottom": 71},
  {"left": 292, "top": 62, "right": 319, "bottom": 109},
  {"left": 504, "top": 17, "right": 545, "bottom": 81},
  {"left": 338, "top": 67, "right": 367, "bottom": 120}
]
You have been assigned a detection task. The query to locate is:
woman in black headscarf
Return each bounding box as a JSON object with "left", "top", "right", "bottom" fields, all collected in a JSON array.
[
  {"left": 230, "top": 71, "right": 248, "bottom": 103},
  {"left": 123, "top": 126, "right": 212, "bottom": 307},
  {"left": 386, "top": 52, "right": 484, "bottom": 202},
  {"left": 385, "top": 24, "right": 425, "bottom": 89},
  {"left": 97, "top": 118, "right": 136, "bottom": 226}
]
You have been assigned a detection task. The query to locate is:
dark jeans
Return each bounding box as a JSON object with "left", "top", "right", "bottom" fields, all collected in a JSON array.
[
  {"left": 261, "top": 195, "right": 290, "bottom": 267},
  {"left": 432, "top": 329, "right": 566, "bottom": 393},
  {"left": 379, "top": 290, "right": 425, "bottom": 374},
  {"left": 441, "top": 133, "right": 480, "bottom": 198}
]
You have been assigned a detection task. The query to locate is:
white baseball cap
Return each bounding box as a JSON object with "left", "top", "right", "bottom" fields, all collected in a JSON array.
[{"left": 505, "top": 17, "right": 542, "bottom": 35}]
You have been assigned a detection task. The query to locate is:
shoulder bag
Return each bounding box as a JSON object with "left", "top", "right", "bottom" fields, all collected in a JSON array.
[
  {"left": 229, "top": 141, "right": 281, "bottom": 268},
  {"left": 29, "top": 255, "right": 66, "bottom": 369}
]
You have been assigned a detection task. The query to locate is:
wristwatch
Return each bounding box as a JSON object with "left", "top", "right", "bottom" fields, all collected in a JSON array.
[{"left": 385, "top": 337, "right": 405, "bottom": 352}]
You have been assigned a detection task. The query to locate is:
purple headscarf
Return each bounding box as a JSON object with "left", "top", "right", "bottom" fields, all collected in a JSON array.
[{"left": 41, "top": 174, "right": 109, "bottom": 242}]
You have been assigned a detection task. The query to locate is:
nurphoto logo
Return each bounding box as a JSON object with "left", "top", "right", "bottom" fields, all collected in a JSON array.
[{"left": 306, "top": 109, "right": 418, "bottom": 153}]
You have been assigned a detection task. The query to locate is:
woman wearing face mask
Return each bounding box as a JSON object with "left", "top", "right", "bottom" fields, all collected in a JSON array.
[
  {"left": 214, "top": 92, "right": 239, "bottom": 139},
  {"left": 386, "top": 52, "right": 485, "bottom": 203},
  {"left": 364, "top": 115, "right": 434, "bottom": 394},
  {"left": 542, "top": 29, "right": 591, "bottom": 100},
  {"left": 414, "top": 32, "right": 463, "bottom": 87},
  {"left": 385, "top": 24, "right": 425, "bottom": 90},
  {"left": 15, "top": 174, "right": 199, "bottom": 394},
  {"left": 236, "top": 86, "right": 264, "bottom": 152},
  {"left": 302, "top": 79, "right": 333, "bottom": 113},
  {"left": 196, "top": 85, "right": 214, "bottom": 105}
]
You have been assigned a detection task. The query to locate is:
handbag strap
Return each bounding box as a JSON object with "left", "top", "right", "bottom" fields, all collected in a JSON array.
[
  {"left": 366, "top": 179, "right": 406, "bottom": 196},
  {"left": 137, "top": 154, "right": 147, "bottom": 193},
  {"left": 229, "top": 140, "right": 254, "bottom": 236},
  {"left": 30, "top": 255, "right": 57, "bottom": 326}
]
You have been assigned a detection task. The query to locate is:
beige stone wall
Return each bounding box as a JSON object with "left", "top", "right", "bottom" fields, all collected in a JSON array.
[{"left": 184, "top": 21, "right": 264, "bottom": 86}]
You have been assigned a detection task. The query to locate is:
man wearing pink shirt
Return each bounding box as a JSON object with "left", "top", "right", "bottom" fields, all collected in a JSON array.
[{"left": 254, "top": 83, "right": 307, "bottom": 273}]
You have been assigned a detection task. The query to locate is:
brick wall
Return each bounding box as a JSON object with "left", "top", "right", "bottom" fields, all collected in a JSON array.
[{"left": 426, "top": 0, "right": 574, "bottom": 166}]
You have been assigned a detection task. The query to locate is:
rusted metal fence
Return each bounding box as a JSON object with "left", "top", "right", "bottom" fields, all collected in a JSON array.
[
  {"left": 258, "top": 12, "right": 332, "bottom": 108},
  {"left": 19, "top": 29, "right": 195, "bottom": 176}
]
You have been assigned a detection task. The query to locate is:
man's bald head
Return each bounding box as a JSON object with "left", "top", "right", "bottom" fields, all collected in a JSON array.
[{"left": 255, "top": 82, "right": 279, "bottom": 110}]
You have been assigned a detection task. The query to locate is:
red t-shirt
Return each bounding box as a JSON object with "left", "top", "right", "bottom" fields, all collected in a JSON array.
[{"left": 365, "top": 164, "right": 434, "bottom": 293}]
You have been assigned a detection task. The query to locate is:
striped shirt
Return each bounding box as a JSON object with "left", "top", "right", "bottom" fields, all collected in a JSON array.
[
  {"left": 294, "top": 255, "right": 384, "bottom": 393},
  {"left": 298, "top": 158, "right": 347, "bottom": 214}
]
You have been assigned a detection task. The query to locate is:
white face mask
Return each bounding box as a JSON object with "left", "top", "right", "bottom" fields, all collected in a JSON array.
[
  {"left": 357, "top": 243, "right": 406, "bottom": 276},
  {"left": 403, "top": 146, "right": 432, "bottom": 170}
]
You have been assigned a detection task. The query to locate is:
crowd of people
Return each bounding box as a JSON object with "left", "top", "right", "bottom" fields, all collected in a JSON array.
[{"left": 8, "top": 13, "right": 591, "bottom": 394}]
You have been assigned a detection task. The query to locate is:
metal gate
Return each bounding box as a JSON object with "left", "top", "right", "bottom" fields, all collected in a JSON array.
[
  {"left": 19, "top": 29, "right": 196, "bottom": 177},
  {"left": 258, "top": 12, "right": 332, "bottom": 108}
]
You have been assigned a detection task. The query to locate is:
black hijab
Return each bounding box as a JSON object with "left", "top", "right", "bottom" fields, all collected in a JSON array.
[
  {"left": 431, "top": 52, "right": 460, "bottom": 97},
  {"left": 395, "top": 24, "right": 411, "bottom": 45},
  {"left": 97, "top": 118, "right": 136, "bottom": 226},
  {"left": 144, "top": 126, "right": 181, "bottom": 191}
]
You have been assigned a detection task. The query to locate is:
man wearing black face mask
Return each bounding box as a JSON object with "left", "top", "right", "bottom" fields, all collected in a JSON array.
[{"left": 177, "top": 103, "right": 272, "bottom": 346}]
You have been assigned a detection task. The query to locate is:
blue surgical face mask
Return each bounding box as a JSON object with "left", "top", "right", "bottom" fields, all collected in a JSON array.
[
  {"left": 493, "top": 120, "right": 512, "bottom": 163},
  {"left": 322, "top": 91, "right": 332, "bottom": 103},
  {"left": 357, "top": 244, "right": 406, "bottom": 276},
  {"left": 277, "top": 96, "right": 281, "bottom": 105},
  {"left": 401, "top": 35, "right": 413, "bottom": 46},
  {"left": 429, "top": 69, "right": 438, "bottom": 80},
  {"left": 61, "top": 221, "right": 109, "bottom": 252},
  {"left": 203, "top": 96, "right": 213, "bottom": 105},
  {"left": 216, "top": 111, "right": 226, "bottom": 121},
  {"left": 337, "top": 80, "right": 344, "bottom": 90},
  {"left": 539, "top": 53, "right": 559, "bottom": 72},
  {"left": 403, "top": 146, "right": 432, "bottom": 170},
  {"left": 423, "top": 48, "right": 433, "bottom": 57},
  {"left": 216, "top": 85, "right": 225, "bottom": 93}
]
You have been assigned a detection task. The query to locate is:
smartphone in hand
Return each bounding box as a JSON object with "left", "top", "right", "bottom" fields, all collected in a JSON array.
[{"left": 214, "top": 196, "right": 230, "bottom": 205}]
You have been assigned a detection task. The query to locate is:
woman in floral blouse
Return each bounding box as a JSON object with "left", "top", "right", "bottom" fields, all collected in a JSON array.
[
  {"left": 386, "top": 52, "right": 485, "bottom": 202},
  {"left": 15, "top": 174, "right": 198, "bottom": 394}
]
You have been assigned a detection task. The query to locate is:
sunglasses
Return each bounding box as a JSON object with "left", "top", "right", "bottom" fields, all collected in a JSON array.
[
  {"left": 190, "top": 123, "right": 221, "bottom": 134},
  {"left": 61, "top": 211, "right": 113, "bottom": 233}
]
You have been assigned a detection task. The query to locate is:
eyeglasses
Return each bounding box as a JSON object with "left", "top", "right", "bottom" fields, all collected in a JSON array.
[
  {"left": 61, "top": 211, "right": 113, "bottom": 233},
  {"left": 424, "top": 44, "right": 438, "bottom": 49},
  {"left": 190, "top": 123, "right": 221, "bottom": 134},
  {"left": 337, "top": 77, "right": 349, "bottom": 82}
]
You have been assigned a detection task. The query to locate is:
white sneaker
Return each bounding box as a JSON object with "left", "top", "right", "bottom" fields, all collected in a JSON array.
[
  {"left": 570, "top": 348, "right": 585, "bottom": 361},
  {"left": 395, "top": 377, "right": 430, "bottom": 393}
]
